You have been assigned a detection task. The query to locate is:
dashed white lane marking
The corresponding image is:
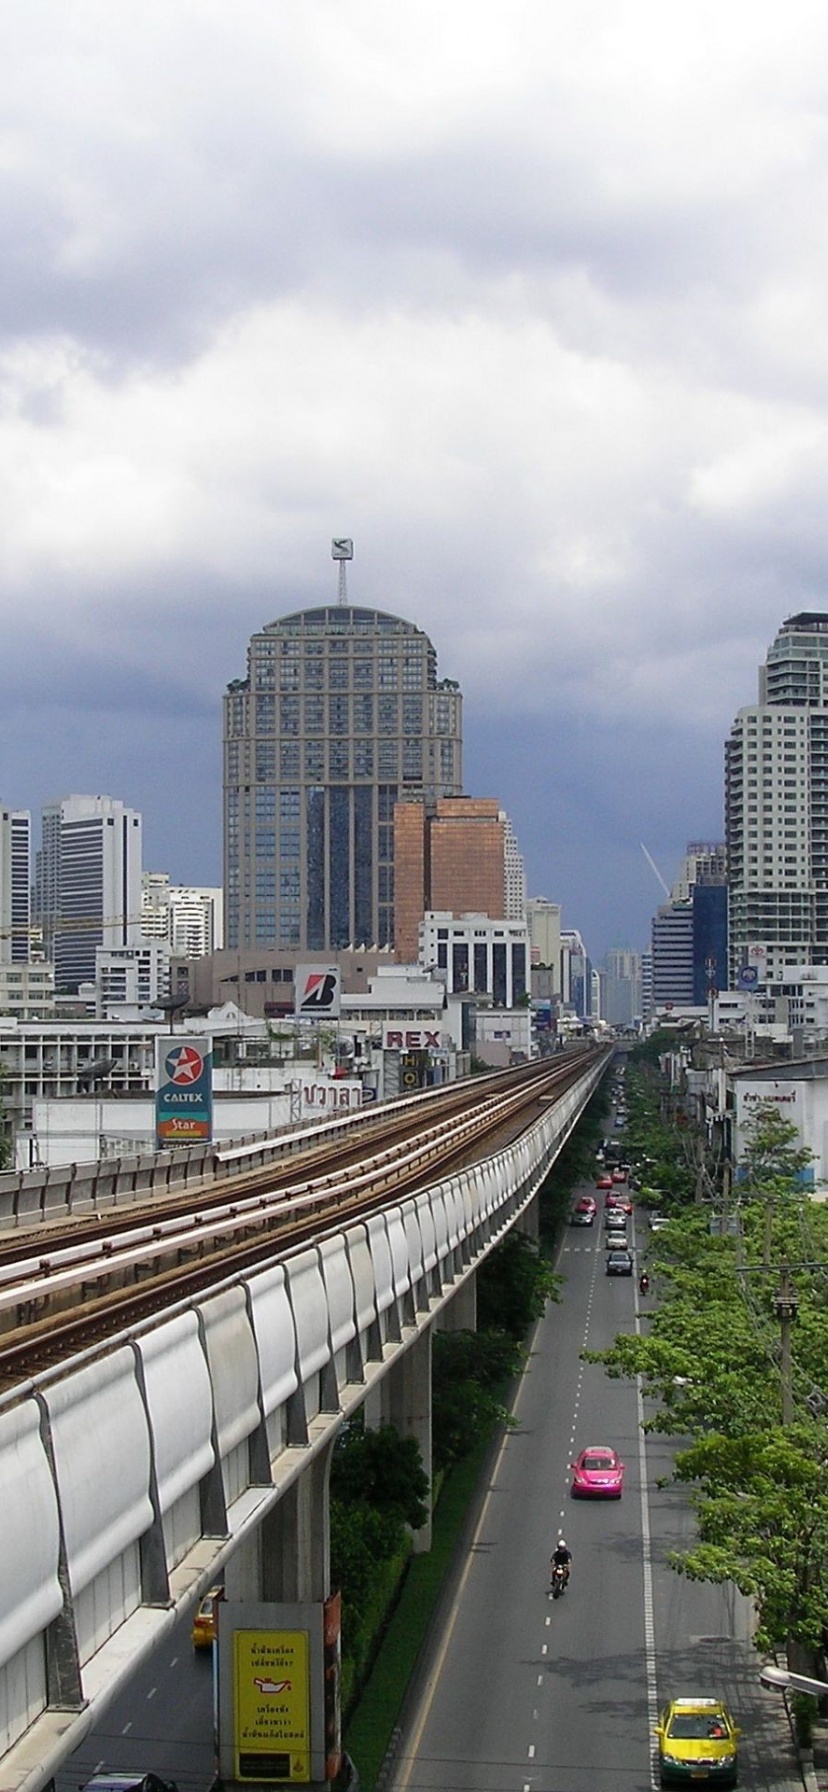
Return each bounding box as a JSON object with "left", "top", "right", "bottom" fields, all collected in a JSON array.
[
  {"left": 121, "top": 1722, "right": 132, "bottom": 1734},
  {"left": 634, "top": 1240, "right": 660, "bottom": 1790},
  {"left": 528, "top": 1744, "right": 536, "bottom": 1759},
  {"left": 146, "top": 1685, "right": 157, "bottom": 1700}
]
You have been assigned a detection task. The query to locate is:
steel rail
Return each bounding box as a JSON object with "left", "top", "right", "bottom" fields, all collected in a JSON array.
[{"left": 0, "top": 1051, "right": 605, "bottom": 1385}]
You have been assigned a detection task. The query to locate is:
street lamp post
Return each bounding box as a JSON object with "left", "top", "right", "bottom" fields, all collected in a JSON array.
[{"left": 760, "top": 1663, "right": 827, "bottom": 1699}]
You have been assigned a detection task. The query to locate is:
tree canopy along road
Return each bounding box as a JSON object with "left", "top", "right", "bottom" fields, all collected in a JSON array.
[{"left": 388, "top": 1195, "right": 797, "bottom": 1792}]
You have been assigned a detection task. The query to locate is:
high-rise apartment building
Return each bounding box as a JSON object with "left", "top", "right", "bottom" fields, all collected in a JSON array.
[
  {"left": 35, "top": 796, "right": 143, "bottom": 992},
  {"left": 224, "top": 605, "right": 463, "bottom": 954},
  {"left": 525, "top": 898, "right": 562, "bottom": 989},
  {"left": 651, "top": 902, "right": 694, "bottom": 1007},
  {"left": 0, "top": 807, "right": 31, "bottom": 965},
  {"left": 725, "top": 612, "right": 828, "bottom": 985},
  {"left": 503, "top": 816, "right": 526, "bottom": 921},
  {"left": 141, "top": 873, "right": 224, "bottom": 958},
  {"left": 602, "top": 946, "right": 642, "bottom": 1028}
]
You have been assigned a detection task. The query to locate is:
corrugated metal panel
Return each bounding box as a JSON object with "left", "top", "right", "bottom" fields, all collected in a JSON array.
[
  {"left": 317, "top": 1236, "right": 356, "bottom": 1357},
  {"left": 0, "top": 1402, "right": 61, "bottom": 1671},
  {"left": 285, "top": 1248, "right": 331, "bottom": 1382},
  {"left": 44, "top": 1350, "right": 153, "bottom": 1596},
  {"left": 200, "top": 1287, "right": 261, "bottom": 1457},
  {"left": 247, "top": 1264, "right": 299, "bottom": 1417},
  {"left": 137, "top": 1312, "right": 215, "bottom": 1512}
]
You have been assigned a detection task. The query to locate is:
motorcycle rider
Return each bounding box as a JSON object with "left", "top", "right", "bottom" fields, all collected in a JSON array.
[
  {"left": 639, "top": 1270, "right": 650, "bottom": 1294},
  {"left": 551, "top": 1538, "right": 572, "bottom": 1587}
]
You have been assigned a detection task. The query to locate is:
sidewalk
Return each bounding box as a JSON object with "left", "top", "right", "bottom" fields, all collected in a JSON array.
[
  {"left": 808, "top": 1711, "right": 828, "bottom": 1792},
  {"left": 677, "top": 1636, "right": 805, "bottom": 1792}
]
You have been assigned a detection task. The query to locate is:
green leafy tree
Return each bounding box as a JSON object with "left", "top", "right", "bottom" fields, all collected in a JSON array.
[
  {"left": 432, "top": 1329, "right": 518, "bottom": 1470},
  {"left": 331, "top": 1422, "right": 429, "bottom": 1531},
  {"left": 477, "top": 1231, "right": 561, "bottom": 1338},
  {"left": 670, "top": 1425, "right": 828, "bottom": 1659}
]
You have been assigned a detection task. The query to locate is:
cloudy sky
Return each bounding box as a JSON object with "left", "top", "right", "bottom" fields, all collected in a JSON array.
[{"left": 3, "top": 1, "right": 828, "bottom": 962}]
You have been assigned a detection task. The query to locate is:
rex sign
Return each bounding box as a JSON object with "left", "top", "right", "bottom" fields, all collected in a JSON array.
[
  {"left": 383, "top": 1027, "right": 443, "bottom": 1051},
  {"left": 155, "top": 1036, "right": 213, "bottom": 1149}
]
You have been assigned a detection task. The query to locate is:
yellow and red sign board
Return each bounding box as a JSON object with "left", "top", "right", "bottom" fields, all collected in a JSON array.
[{"left": 233, "top": 1629, "right": 310, "bottom": 1782}]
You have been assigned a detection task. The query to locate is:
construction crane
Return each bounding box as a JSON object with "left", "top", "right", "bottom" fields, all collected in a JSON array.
[
  {"left": 640, "top": 843, "right": 672, "bottom": 900},
  {"left": 0, "top": 911, "right": 152, "bottom": 940}
]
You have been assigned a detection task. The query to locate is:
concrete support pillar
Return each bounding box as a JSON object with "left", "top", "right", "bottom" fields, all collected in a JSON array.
[
  {"left": 515, "top": 1191, "right": 540, "bottom": 1241},
  {"left": 224, "top": 1441, "right": 335, "bottom": 1605},
  {"left": 438, "top": 1270, "right": 477, "bottom": 1333},
  {"left": 377, "top": 1327, "right": 433, "bottom": 1553}
]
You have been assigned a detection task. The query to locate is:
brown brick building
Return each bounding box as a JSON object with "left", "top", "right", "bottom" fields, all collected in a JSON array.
[{"left": 393, "top": 798, "right": 508, "bottom": 963}]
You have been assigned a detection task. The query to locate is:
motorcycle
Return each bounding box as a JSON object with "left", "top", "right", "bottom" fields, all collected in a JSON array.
[
  {"left": 639, "top": 1271, "right": 650, "bottom": 1295},
  {"left": 550, "top": 1561, "right": 569, "bottom": 1599}
]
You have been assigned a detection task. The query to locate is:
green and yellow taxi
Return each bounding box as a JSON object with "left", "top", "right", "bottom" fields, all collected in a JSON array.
[{"left": 656, "top": 1696, "right": 740, "bottom": 1787}]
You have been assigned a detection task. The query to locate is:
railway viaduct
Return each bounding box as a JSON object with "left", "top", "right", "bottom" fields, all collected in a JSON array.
[{"left": 0, "top": 1049, "right": 610, "bottom": 1792}]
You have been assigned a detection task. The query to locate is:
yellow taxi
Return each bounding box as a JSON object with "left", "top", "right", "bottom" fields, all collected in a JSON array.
[
  {"left": 656, "top": 1696, "right": 740, "bottom": 1787},
  {"left": 190, "top": 1586, "right": 223, "bottom": 1650}
]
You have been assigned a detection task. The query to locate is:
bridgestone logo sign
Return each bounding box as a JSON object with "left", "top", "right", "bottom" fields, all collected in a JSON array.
[{"left": 295, "top": 965, "right": 342, "bottom": 1017}]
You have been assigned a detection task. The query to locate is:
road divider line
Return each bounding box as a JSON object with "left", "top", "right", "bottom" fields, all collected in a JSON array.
[{"left": 635, "top": 1294, "right": 659, "bottom": 1788}]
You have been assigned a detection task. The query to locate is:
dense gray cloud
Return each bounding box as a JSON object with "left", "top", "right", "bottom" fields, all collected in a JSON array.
[{"left": 3, "top": 1, "right": 828, "bottom": 958}]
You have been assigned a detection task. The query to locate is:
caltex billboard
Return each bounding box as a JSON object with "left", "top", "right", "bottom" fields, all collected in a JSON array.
[{"left": 155, "top": 1036, "right": 213, "bottom": 1149}]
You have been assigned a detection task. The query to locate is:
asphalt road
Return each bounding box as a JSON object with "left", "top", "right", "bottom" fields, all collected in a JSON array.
[
  {"left": 387, "top": 1193, "right": 774, "bottom": 1792},
  {"left": 54, "top": 1611, "right": 215, "bottom": 1792},
  {"left": 54, "top": 1184, "right": 795, "bottom": 1792}
]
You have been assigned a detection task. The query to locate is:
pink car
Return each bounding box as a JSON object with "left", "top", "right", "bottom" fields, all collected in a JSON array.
[{"left": 570, "top": 1445, "right": 626, "bottom": 1499}]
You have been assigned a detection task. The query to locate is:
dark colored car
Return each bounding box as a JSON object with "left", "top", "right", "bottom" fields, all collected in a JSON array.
[
  {"left": 81, "top": 1777, "right": 178, "bottom": 1792},
  {"left": 606, "top": 1249, "right": 634, "bottom": 1276}
]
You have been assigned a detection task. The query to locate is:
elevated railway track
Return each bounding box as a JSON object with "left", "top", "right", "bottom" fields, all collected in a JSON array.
[{"left": 0, "top": 1048, "right": 608, "bottom": 1386}]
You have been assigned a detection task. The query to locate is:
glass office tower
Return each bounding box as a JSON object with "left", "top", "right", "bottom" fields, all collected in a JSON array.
[{"left": 223, "top": 606, "right": 463, "bottom": 954}]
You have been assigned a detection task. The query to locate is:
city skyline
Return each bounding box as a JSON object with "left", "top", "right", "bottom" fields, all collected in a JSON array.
[{"left": 4, "top": 6, "right": 828, "bottom": 959}]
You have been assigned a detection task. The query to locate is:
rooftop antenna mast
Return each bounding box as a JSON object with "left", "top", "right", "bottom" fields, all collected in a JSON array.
[
  {"left": 331, "top": 536, "right": 354, "bottom": 605},
  {"left": 640, "top": 842, "right": 672, "bottom": 900}
]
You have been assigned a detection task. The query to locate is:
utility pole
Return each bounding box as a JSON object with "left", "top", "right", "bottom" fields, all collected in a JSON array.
[{"left": 774, "top": 1263, "right": 798, "bottom": 1425}]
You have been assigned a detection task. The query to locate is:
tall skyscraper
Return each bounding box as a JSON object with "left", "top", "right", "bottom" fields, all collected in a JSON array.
[
  {"left": 35, "top": 796, "right": 143, "bottom": 992},
  {"left": 224, "top": 604, "right": 463, "bottom": 954},
  {"left": 725, "top": 612, "right": 828, "bottom": 985},
  {"left": 651, "top": 902, "right": 694, "bottom": 1007},
  {"left": 0, "top": 807, "right": 31, "bottom": 965},
  {"left": 393, "top": 798, "right": 522, "bottom": 963},
  {"left": 602, "top": 945, "right": 642, "bottom": 1028}
]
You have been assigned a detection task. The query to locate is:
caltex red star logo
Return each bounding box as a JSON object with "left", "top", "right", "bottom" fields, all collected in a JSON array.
[{"left": 165, "top": 1044, "right": 204, "bottom": 1085}]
